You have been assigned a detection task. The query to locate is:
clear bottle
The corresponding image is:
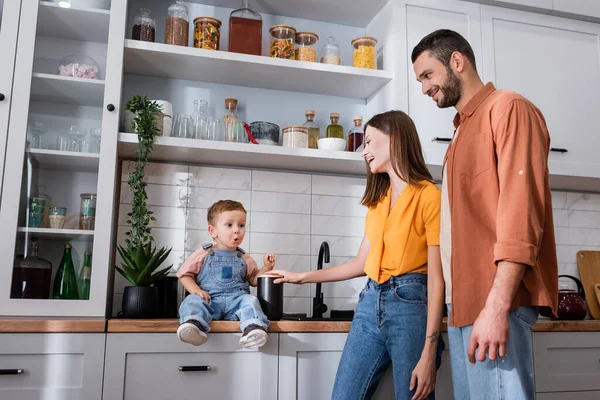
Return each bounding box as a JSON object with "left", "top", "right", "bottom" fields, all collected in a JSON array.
[
  {"left": 347, "top": 116, "right": 364, "bottom": 152},
  {"left": 79, "top": 251, "right": 92, "bottom": 300},
  {"left": 228, "top": 0, "right": 262, "bottom": 56},
  {"left": 10, "top": 238, "right": 52, "bottom": 299},
  {"left": 191, "top": 100, "right": 209, "bottom": 139},
  {"left": 326, "top": 113, "right": 344, "bottom": 139},
  {"left": 321, "top": 36, "right": 341, "bottom": 65},
  {"left": 165, "top": 1, "right": 189, "bottom": 47},
  {"left": 302, "top": 110, "right": 320, "bottom": 149},
  {"left": 132, "top": 8, "right": 156, "bottom": 42},
  {"left": 52, "top": 243, "right": 79, "bottom": 300},
  {"left": 33, "top": 185, "right": 52, "bottom": 228},
  {"left": 223, "top": 98, "right": 247, "bottom": 142}
]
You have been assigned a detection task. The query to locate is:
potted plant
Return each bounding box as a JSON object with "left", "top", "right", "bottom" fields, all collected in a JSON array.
[{"left": 116, "top": 95, "right": 172, "bottom": 318}]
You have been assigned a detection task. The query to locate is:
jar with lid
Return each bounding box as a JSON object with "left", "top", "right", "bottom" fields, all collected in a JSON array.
[
  {"left": 352, "top": 36, "right": 377, "bottom": 69},
  {"left": 165, "top": 1, "right": 189, "bottom": 46},
  {"left": 223, "top": 98, "right": 248, "bottom": 143},
  {"left": 132, "top": 8, "right": 156, "bottom": 42},
  {"left": 283, "top": 126, "right": 309, "bottom": 148},
  {"left": 79, "top": 193, "right": 97, "bottom": 230},
  {"left": 228, "top": 0, "right": 262, "bottom": 56},
  {"left": 321, "top": 36, "right": 341, "bottom": 65},
  {"left": 302, "top": 110, "right": 320, "bottom": 149},
  {"left": 347, "top": 116, "right": 364, "bottom": 152},
  {"left": 194, "top": 17, "right": 222, "bottom": 50},
  {"left": 10, "top": 238, "right": 52, "bottom": 299},
  {"left": 295, "top": 32, "right": 318, "bottom": 62},
  {"left": 269, "top": 25, "right": 296, "bottom": 59}
]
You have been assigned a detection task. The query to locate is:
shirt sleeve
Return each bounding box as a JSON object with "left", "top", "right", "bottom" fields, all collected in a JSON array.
[
  {"left": 493, "top": 99, "right": 549, "bottom": 267},
  {"left": 244, "top": 254, "right": 260, "bottom": 280},
  {"left": 176, "top": 248, "right": 207, "bottom": 279},
  {"left": 421, "top": 184, "right": 441, "bottom": 246}
]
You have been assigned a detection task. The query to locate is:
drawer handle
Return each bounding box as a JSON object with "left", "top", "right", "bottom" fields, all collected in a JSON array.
[
  {"left": 178, "top": 366, "right": 211, "bottom": 372},
  {"left": 550, "top": 147, "right": 568, "bottom": 153},
  {"left": 0, "top": 369, "right": 24, "bottom": 375},
  {"left": 432, "top": 137, "right": 452, "bottom": 143}
]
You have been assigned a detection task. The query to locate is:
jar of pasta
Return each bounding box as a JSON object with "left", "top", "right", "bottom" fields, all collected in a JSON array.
[
  {"left": 282, "top": 126, "right": 308, "bottom": 148},
  {"left": 351, "top": 36, "right": 377, "bottom": 69},
  {"left": 295, "top": 32, "right": 318, "bottom": 62},
  {"left": 194, "top": 17, "right": 222, "bottom": 50},
  {"left": 269, "top": 24, "right": 296, "bottom": 59}
]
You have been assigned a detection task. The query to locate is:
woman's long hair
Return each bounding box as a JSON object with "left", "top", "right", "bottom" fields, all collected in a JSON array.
[{"left": 361, "top": 110, "right": 434, "bottom": 208}]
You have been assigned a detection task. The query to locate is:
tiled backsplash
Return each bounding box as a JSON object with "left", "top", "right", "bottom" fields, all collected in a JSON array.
[{"left": 113, "top": 162, "right": 600, "bottom": 317}]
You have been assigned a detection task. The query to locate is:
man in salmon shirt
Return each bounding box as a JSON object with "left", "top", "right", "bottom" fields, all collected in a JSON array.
[{"left": 411, "top": 29, "right": 558, "bottom": 399}]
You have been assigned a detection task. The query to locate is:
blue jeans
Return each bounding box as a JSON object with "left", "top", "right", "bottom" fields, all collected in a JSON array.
[
  {"left": 179, "top": 292, "right": 269, "bottom": 333},
  {"left": 447, "top": 304, "right": 538, "bottom": 400},
  {"left": 332, "top": 274, "right": 444, "bottom": 400}
]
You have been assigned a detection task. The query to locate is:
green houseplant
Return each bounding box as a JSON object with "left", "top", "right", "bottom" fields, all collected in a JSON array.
[{"left": 116, "top": 95, "right": 172, "bottom": 318}]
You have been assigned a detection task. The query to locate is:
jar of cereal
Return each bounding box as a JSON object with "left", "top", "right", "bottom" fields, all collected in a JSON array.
[
  {"left": 282, "top": 126, "right": 308, "bottom": 148},
  {"left": 351, "top": 36, "right": 377, "bottom": 69},
  {"left": 269, "top": 24, "right": 296, "bottom": 59},
  {"left": 295, "top": 32, "right": 318, "bottom": 62},
  {"left": 194, "top": 17, "right": 222, "bottom": 50}
]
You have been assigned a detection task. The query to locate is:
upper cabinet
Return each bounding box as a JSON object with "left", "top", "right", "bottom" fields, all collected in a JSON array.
[{"left": 552, "top": 0, "right": 600, "bottom": 20}]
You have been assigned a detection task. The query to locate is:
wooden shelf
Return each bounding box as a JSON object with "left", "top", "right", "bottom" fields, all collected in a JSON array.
[
  {"left": 37, "top": 1, "right": 110, "bottom": 43},
  {"left": 17, "top": 228, "right": 95, "bottom": 241},
  {"left": 30, "top": 73, "right": 105, "bottom": 107},
  {"left": 118, "top": 133, "right": 367, "bottom": 176},
  {"left": 27, "top": 149, "right": 100, "bottom": 173},
  {"left": 123, "top": 40, "right": 393, "bottom": 100}
]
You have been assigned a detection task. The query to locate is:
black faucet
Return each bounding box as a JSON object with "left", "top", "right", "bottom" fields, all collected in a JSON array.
[{"left": 313, "top": 241, "right": 330, "bottom": 318}]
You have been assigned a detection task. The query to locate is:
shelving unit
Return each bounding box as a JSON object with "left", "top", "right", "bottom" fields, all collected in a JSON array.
[
  {"left": 17, "top": 227, "right": 95, "bottom": 241},
  {"left": 36, "top": 1, "right": 110, "bottom": 43},
  {"left": 27, "top": 149, "right": 100, "bottom": 172},
  {"left": 30, "top": 73, "right": 105, "bottom": 106}
]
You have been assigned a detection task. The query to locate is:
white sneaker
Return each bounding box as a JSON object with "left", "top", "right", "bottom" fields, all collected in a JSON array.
[
  {"left": 177, "top": 322, "right": 208, "bottom": 346},
  {"left": 239, "top": 325, "right": 268, "bottom": 349}
]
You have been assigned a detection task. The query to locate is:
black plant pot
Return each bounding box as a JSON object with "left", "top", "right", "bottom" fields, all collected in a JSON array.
[{"left": 122, "top": 286, "right": 159, "bottom": 318}]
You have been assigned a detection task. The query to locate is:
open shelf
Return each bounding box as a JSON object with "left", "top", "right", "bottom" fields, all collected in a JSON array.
[
  {"left": 118, "top": 133, "right": 367, "bottom": 176},
  {"left": 30, "top": 73, "right": 105, "bottom": 107},
  {"left": 37, "top": 1, "right": 110, "bottom": 43},
  {"left": 26, "top": 149, "right": 100, "bottom": 173},
  {"left": 123, "top": 40, "right": 393, "bottom": 100},
  {"left": 17, "top": 228, "right": 95, "bottom": 241}
]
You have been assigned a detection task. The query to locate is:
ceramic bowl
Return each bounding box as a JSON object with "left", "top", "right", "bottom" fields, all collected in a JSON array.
[
  {"left": 318, "top": 137, "right": 346, "bottom": 151},
  {"left": 250, "top": 121, "right": 280, "bottom": 145}
]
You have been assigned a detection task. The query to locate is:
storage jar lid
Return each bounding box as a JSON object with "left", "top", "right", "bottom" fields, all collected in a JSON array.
[
  {"left": 269, "top": 24, "right": 296, "bottom": 37},
  {"left": 225, "top": 98, "right": 238, "bottom": 107},
  {"left": 351, "top": 36, "right": 378, "bottom": 48},
  {"left": 295, "top": 32, "right": 319, "bottom": 45},
  {"left": 193, "top": 16, "right": 222, "bottom": 27},
  {"left": 282, "top": 125, "right": 308, "bottom": 133}
]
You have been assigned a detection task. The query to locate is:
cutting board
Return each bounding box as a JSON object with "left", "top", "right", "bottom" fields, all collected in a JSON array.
[{"left": 577, "top": 250, "right": 600, "bottom": 319}]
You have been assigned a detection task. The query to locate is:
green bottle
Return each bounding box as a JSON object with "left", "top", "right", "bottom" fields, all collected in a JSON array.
[
  {"left": 326, "top": 113, "right": 344, "bottom": 139},
  {"left": 79, "top": 251, "right": 92, "bottom": 300},
  {"left": 53, "top": 243, "right": 79, "bottom": 300}
]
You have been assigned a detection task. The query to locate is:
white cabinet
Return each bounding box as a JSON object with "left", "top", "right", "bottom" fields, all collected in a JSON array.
[
  {"left": 102, "top": 333, "right": 279, "bottom": 400},
  {"left": 462, "top": 0, "right": 553, "bottom": 13},
  {"left": 551, "top": 0, "right": 600, "bottom": 20},
  {"left": 0, "top": 333, "right": 105, "bottom": 400},
  {"left": 481, "top": 6, "right": 600, "bottom": 184}
]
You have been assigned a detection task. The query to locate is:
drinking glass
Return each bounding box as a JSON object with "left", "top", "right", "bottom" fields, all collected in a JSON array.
[
  {"left": 172, "top": 114, "right": 194, "bottom": 138},
  {"left": 203, "top": 117, "right": 222, "bottom": 141}
]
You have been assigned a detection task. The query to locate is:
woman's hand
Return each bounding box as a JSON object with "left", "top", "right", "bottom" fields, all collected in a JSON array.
[
  {"left": 410, "top": 354, "right": 436, "bottom": 400},
  {"left": 269, "top": 269, "right": 305, "bottom": 284}
]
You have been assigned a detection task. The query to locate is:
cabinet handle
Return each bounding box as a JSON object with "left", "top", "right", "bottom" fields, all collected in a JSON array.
[
  {"left": 107, "top": 104, "right": 115, "bottom": 112},
  {"left": 550, "top": 147, "right": 568, "bottom": 153},
  {"left": 432, "top": 137, "right": 452, "bottom": 143},
  {"left": 0, "top": 93, "right": 5, "bottom": 101},
  {"left": 178, "top": 366, "right": 211, "bottom": 372},
  {"left": 0, "top": 369, "right": 24, "bottom": 375}
]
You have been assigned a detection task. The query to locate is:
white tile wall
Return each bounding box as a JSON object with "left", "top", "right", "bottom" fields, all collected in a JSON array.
[{"left": 114, "top": 162, "right": 600, "bottom": 318}]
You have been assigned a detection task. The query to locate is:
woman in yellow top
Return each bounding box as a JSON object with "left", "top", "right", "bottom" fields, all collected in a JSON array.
[{"left": 272, "top": 110, "right": 445, "bottom": 400}]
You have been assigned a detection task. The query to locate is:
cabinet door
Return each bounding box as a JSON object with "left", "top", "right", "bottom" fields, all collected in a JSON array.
[
  {"left": 481, "top": 6, "right": 600, "bottom": 181},
  {"left": 553, "top": 0, "right": 600, "bottom": 20},
  {"left": 103, "top": 333, "right": 278, "bottom": 400},
  {"left": 0, "top": 333, "right": 105, "bottom": 400}
]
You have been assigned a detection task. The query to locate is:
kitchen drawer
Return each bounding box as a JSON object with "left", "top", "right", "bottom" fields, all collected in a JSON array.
[
  {"left": 103, "top": 333, "right": 278, "bottom": 400},
  {"left": 0, "top": 333, "right": 105, "bottom": 400},
  {"left": 534, "top": 332, "right": 600, "bottom": 393},
  {"left": 537, "top": 391, "right": 600, "bottom": 400}
]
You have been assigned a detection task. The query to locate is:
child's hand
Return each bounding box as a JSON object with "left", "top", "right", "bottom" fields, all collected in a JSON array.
[
  {"left": 263, "top": 253, "right": 276, "bottom": 270},
  {"left": 194, "top": 289, "right": 211, "bottom": 302}
]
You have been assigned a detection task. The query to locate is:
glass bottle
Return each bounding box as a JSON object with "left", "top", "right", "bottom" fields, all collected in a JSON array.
[
  {"left": 228, "top": 0, "right": 262, "bottom": 56},
  {"left": 303, "top": 110, "right": 320, "bottom": 149},
  {"left": 165, "top": 1, "right": 189, "bottom": 47},
  {"left": 52, "top": 243, "right": 79, "bottom": 300},
  {"left": 79, "top": 251, "right": 92, "bottom": 300},
  {"left": 10, "top": 238, "right": 52, "bottom": 299},
  {"left": 132, "top": 8, "right": 156, "bottom": 42},
  {"left": 33, "top": 185, "right": 52, "bottom": 228},
  {"left": 191, "top": 100, "right": 209, "bottom": 139},
  {"left": 326, "top": 113, "right": 344, "bottom": 139},
  {"left": 347, "top": 116, "right": 364, "bottom": 152},
  {"left": 223, "top": 98, "right": 247, "bottom": 143},
  {"left": 321, "top": 36, "right": 341, "bottom": 65}
]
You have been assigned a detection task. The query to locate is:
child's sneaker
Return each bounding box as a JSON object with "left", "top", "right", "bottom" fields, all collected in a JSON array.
[
  {"left": 177, "top": 320, "right": 208, "bottom": 346},
  {"left": 239, "top": 324, "right": 268, "bottom": 349}
]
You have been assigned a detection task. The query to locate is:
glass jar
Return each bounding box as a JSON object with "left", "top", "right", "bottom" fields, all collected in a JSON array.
[
  {"left": 282, "top": 126, "right": 309, "bottom": 148},
  {"left": 10, "top": 238, "right": 52, "bottom": 299},
  {"left": 192, "top": 100, "right": 209, "bottom": 139},
  {"left": 228, "top": 0, "right": 262, "bottom": 56},
  {"left": 223, "top": 98, "right": 247, "bottom": 143},
  {"left": 321, "top": 36, "right": 341, "bottom": 65},
  {"left": 79, "top": 193, "right": 97, "bottom": 230},
  {"left": 347, "top": 116, "right": 364, "bottom": 152},
  {"left": 132, "top": 8, "right": 156, "bottom": 42},
  {"left": 165, "top": 1, "right": 189, "bottom": 47},
  {"left": 194, "top": 17, "right": 222, "bottom": 50},
  {"left": 326, "top": 113, "right": 344, "bottom": 139},
  {"left": 269, "top": 24, "right": 296, "bottom": 59},
  {"left": 49, "top": 207, "right": 67, "bottom": 229},
  {"left": 58, "top": 54, "right": 101, "bottom": 79},
  {"left": 352, "top": 36, "right": 377, "bottom": 69},
  {"left": 33, "top": 185, "right": 52, "bottom": 228},
  {"left": 302, "top": 110, "right": 320, "bottom": 149},
  {"left": 295, "top": 32, "right": 318, "bottom": 62}
]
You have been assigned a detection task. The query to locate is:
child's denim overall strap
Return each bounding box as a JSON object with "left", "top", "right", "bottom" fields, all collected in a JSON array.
[{"left": 197, "top": 243, "right": 250, "bottom": 297}]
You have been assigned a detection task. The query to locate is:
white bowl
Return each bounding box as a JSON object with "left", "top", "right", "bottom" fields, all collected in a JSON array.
[{"left": 318, "top": 138, "right": 347, "bottom": 151}]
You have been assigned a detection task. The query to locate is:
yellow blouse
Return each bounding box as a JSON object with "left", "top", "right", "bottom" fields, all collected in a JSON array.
[{"left": 364, "top": 181, "right": 441, "bottom": 283}]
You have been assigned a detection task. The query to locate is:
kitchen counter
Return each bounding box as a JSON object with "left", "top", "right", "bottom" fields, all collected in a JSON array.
[{"left": 0, "top": 319, "right": 106, "bottom": 333}]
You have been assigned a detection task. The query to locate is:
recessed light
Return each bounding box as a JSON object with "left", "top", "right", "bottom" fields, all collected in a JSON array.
[{"left": 58, "top": 1, "right": 71, "bottom": 8}]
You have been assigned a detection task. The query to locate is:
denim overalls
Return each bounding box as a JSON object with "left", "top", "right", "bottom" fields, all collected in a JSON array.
[{"left": 178, "top": 243, "right": 269, "bottom": 333}]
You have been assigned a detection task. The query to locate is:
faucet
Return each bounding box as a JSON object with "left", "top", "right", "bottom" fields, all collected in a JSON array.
[{"left": 313, "top": 241, "right": 330, "bottom": 318}]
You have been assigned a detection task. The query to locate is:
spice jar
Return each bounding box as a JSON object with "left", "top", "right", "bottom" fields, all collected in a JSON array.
[
  {"left": 132, "top": 8, "right": 156, "bottom": 42},
  {"left": 321, "top": 36, "right": 341, "bottom": 65},
  {"left": 269, "top": 25, "right": 296, "bottom": 59},
  {"left": 295, "top": 32, "right": 318, "bottom": 62},
  {"left": 165, "top": 1, "right": 189, "bottom": 46},
  {"left": 282, "top": 126, "right": 309, "bottom": 148},
  {"left": 352, "top": 36, "right": 377, "bottom": 69},
  {"left": 194, "top": 17, "right": 222, "bottom": 50}
]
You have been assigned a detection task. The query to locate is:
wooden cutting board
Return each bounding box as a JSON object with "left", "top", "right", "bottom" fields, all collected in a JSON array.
[{"left": 577, "top": 250, "right": 600, "bottom": 319}]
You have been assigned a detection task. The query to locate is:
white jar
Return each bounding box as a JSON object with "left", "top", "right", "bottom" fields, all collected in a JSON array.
[{"left": 282, "top": 126, "right": 308, "bottom": 148}]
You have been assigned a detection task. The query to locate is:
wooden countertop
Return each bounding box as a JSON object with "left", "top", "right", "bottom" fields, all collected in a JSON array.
[{"left": 0, "top": 319, "right": 106, "bottom": 333}]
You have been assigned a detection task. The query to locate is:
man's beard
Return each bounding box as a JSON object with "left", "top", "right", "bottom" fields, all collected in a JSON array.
[{"left": 437, "top": 69, "right": 463, "bottom": 108}]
